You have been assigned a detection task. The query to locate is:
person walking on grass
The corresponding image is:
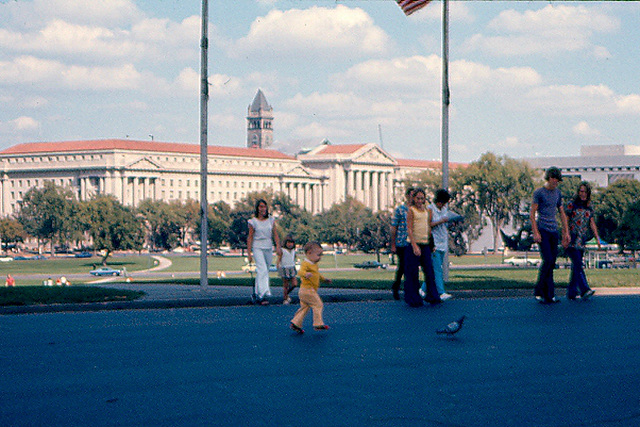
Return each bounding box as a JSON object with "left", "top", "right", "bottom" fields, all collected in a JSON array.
[
  {"left": 565, "top": 182, "right": 601, "bottom": 301},
  {"left": 390, "top": 187, "right": 414, "bottom": 300},
  {"left": 290, "top": 241, "right": 331, "bottom": 334},
  {"left": 404, "top": 188, "right": 441, "bottom": 307},
  {"left": 531, "top": 167, "right": 570, "bottom": 304},
  {"left": 278, "top": 235, "right": 298, "bottom": 305},
  {"left": 247, "top": 199, "right": 282, "bottom": 305}
]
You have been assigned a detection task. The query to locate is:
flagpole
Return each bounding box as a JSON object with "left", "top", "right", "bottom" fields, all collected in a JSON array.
[
  {"left": 199, "top": 0, "right": 209, "bottom": 289},
  {"left": 441, "top": 0, "right": 450, "bottom": 281}
]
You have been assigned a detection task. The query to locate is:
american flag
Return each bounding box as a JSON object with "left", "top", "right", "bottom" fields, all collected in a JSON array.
[{"left": 396, "top": 0, "right": 432, "bottom": 16}]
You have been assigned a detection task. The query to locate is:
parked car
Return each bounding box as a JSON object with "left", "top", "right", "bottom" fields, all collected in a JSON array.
[
  {"left": 14, "top": 255, "right": 47, "bottom": 261},
  {"left": 353, "top": 260, "right": 388, "bottom": 269},
  {"left": 241, "top": 263, "right": 278, "bottom": 273},
  {"left": 210, "top": 249, "right": 227, "bottom": 257},
  {"left": 75, "top": 252, "right": 93, "bottom": 258},
  {"left": 503, "top": 256, "right": 541, "bottom": 267},
  {"left": 89, "top": 266, "right": 122, "bottom": 276}
]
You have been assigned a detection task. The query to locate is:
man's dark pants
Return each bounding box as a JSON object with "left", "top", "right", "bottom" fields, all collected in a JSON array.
[
  {"left": 392, "top": 246, "right": 407, "bottom": 295},
  {"left": 534, "top": 229, "right": 559, "bottom": 301}
]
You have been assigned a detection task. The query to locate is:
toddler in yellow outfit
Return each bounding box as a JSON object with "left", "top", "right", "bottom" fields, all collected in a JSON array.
[{"left": 290, "top": 242, "right": 331, "bottom": 334}]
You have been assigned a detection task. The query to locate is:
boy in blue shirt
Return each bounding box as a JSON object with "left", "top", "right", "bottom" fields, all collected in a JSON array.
[{"left": 530, "top": 167, "right": 570, "bottom": 304}]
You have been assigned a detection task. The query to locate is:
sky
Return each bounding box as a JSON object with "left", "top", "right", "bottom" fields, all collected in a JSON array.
[{"left": 1, "top": 0, "right": 639, "bottom": 163}]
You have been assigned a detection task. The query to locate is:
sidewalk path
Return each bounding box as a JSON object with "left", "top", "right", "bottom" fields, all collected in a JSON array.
[{"left": 2, "top": 281, "right": 640, "bottom": 315}]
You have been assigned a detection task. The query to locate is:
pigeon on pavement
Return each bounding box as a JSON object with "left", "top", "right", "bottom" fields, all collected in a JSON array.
[{"left": 437, "top": 315, "right": 466, "bottom": 336}]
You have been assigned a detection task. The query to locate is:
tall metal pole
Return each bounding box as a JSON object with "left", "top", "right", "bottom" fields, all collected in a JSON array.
[
  {"left": 441, "top": 0, "right": 451, "bottom": 281},
  {"left": 441, "top": 0, "right": 450, "bottom": 190},
  {"left": 199, "top": 0, "right": 209, "bottom": 289}
]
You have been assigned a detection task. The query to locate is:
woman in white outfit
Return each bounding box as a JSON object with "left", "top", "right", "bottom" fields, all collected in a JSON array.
[{"left": 247, "top": 199, "right": 281, "bottom": 305}]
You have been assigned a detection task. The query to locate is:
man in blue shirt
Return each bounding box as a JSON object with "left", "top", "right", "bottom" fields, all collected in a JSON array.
[
  {"left": 390, "top": 187, "right": 414, "bottom": 300},
  {"left": 530, "top": 167, "right": 570, "bottom": 304}
]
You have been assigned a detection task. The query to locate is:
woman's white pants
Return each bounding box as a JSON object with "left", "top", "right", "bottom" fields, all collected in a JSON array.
[{"left": 253, "top": 247, "right": 273, "bottom": 299}]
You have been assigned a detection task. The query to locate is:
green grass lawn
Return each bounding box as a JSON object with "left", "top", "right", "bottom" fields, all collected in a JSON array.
[
  {"left": 0, "top": 286, "right": 144, "bottom": 306},
  {"left": 0, "top": 254, "right": 156, "bottom": 275},
  {"left": 2, "top": 252, "right": 638, "bottom": 306}
]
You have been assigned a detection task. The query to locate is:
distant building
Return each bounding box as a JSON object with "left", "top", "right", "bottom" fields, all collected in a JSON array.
[
  {"left": 524, "top": 145, "right": 640, "bottom": 187},
  {"left": 0, "top": 139, "right": 325, "bottom": 216},
  {"left": 247, "top": 89, "right": 273, "bottom": 149}
]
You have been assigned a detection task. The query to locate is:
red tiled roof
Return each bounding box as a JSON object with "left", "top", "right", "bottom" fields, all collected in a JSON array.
[
  {"left": 315, "top": 144, "right": 367, "bottom": 155},
  {"left": 0, "top": 139, "right": 295, "bottom": 160}
]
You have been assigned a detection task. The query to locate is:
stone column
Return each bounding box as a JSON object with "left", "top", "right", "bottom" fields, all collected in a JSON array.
[
  {"left": 363, "top": 171, "right": 371, "bottom": 208},
  {"left": 372, "top": 171, "right": 379, "bottom": 212},
  {"left": 132, "top": 176, "right": 138, "bottom": 207},
  {"left": 0, "top": 175, "right": 6, "bottom": 216}
]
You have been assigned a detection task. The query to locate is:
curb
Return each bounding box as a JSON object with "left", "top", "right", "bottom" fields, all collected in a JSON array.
[{"left": 2, "top": 287, "right": 639, "bottom": 316}]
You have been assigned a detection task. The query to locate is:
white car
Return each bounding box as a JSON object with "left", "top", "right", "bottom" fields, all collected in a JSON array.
[{"left": 503, "top": 256, "right": 541, "bottom": 267}]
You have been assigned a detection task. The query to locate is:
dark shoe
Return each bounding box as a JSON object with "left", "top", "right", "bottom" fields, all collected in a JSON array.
[
  {"left": 290, "top": 323, "right": 304, "bottom": 334},
  {"left": 581, "top": 289, "right": 595, "bottom": 300},
  {"left": 392, "top": 287, "right": 400, "bottom": 300},
  {"left": 314, "top": 325, "right": 330, "bottom": 331},
  {"left": 567, "top": 296, "right": 577, "bottom": 301},
  {"left": 547, "top": 297, "right": 561, "bottom": 304}
]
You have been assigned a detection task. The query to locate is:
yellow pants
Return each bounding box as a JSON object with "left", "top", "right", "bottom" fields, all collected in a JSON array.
[{"left": 291, "top": 287, "right": 324, "bottom": 328}]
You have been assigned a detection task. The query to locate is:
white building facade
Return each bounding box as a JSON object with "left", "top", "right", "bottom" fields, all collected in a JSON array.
[
  {"left": 0, "top": 138, "right": 448, "bottom": 217},
  {"left": 0, "top": 139, "right": 327, "bottom": 217},
  {"left": 525, "top": 145, "right": 640, "bottom": 187}
]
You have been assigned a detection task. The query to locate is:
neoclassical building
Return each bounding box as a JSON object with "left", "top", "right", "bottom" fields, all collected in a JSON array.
[{"left": 0, "top": 139, "right": 326, "bottom": 216}]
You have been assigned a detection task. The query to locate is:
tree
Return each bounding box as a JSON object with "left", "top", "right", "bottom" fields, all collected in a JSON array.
[
  {"left": 357, "top": 211, "right": 391, "bottom": 260},
  {"left": 618, "top": 200, "right": 640, "bottom": 251},
  {"left": 82, "top": 196, "right": 145, "bottom": 264},
  {"left": 593, "top": 179, "right": 640, "bottom": 245},
  {"left": 315, "top": 197, "right": 372, "bottom": 249},
  {"left": 137, "top": 200, "right": 182, "bottom": 251},
  {"left": 16, "top": 181, "right": 77, "bottom": 255},
  {"left": 559, "top": 176, "right": 584, "bottom": 203},
  {"left": 460, "top": 153, "right": 535, "bottom": 253},
  {"left": 595, "top": 179, "right": 640, "bottom": 242},
  {"left": 0, "top": 218, "right": 24, "bottom": 255}
]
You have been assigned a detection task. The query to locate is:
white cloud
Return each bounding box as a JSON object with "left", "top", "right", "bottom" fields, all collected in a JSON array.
[
  {"left": 572, "top": 121, "right": 601, "bottom": 138},
  {"left": 232, "top": 6, "right": 390, "bottom": 60},
  {"left": 12, "top": 116, "right": 40, "bottom": 131},
  {"left": 616, "top": 94, "right": 640, "bottom": 115},
  {"left": 0, "top": 16, "right": 199, "bottom": 64},
  {"left": 0, "top": 56, "right": 142, "bottom": 90},
  {"left": 331, "top": 55, "right": 441, "bottom": 99},
  {"left": 524, "top": 84, "right": 618, "bottom": 116},
  {"left": 465, "top": 5, "right": 619, "bottom": 56},
  {"left": 331, "top": 55, "right": 541, "bottom": 100}
]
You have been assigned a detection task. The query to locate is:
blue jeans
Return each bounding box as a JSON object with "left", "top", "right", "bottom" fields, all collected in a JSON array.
[
  {"left": 534, "top": 229, "right": 558, "bottom": 301},
  {"left": 567, "top": 247, "right": 591, "bottom": 298},
  {"left": 431, "top": 250, "right": 446, "bottom": 295}
]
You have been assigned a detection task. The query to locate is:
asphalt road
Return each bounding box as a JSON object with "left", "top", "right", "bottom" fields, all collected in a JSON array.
[{"left": 2, "top": 296, "right": 640, "bottom": 427}]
